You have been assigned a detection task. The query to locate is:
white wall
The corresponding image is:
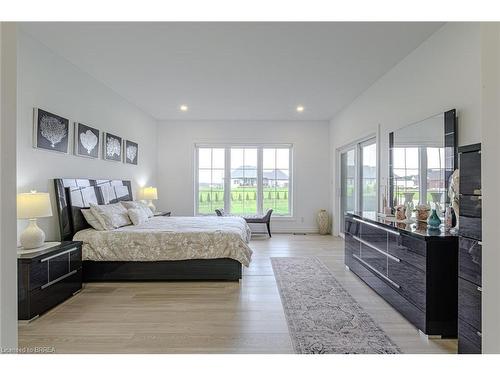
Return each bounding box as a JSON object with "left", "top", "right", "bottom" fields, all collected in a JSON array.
[
  {"left": 17, "top": 32, "right": 159, "bottom": 242},
  {"left": 329, "top": 23, "right": 481, "bottom": 235},
  {"left": 480, "top": 23, "right": 500, "bottom": 354},
  {"left": 0, "top": 23, "right": 18, "bottom": 351},
  {"left": 156, "top": 120, "right": 330, "bottom": 233}
]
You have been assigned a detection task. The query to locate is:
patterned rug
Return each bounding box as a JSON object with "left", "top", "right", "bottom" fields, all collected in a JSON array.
[{"left": 271, "top": 257, "right": 402, "bottom": 354}]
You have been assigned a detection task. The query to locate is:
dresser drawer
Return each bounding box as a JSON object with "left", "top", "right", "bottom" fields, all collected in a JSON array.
[
  {"left": 344, "top": 218, "right": 359, "bottom": 236},
  {"left": 47, "top": 252, "right": 70, "bottom": 281},
  {"left": 458, "top": 318, "right": 482, "bottom": 354},
  {"left": 29, "top": 260, "right": 48, "bottom": 291},
  {"left": 344, "top": 233, "right": 358, "bottom": 268},
  {"left": 459, "top": 237, "right": 482, "bottom": 285},
  {"left": 458, "top": 277, "right": 481, "bottom": 331},
  {"left": 27, "top": 269, "right": 82, "bottom": 320},
  {"left": 70, "top": 247, "right": 82, "bottom": 271},
  {"left": 349, "top": 253, "right": 426, "bottom": 332},
  {"left": 359, "top": 243, "right": 387, "bottom": 276},
  {"left": 388, "top": 258, "right": 426, "bottom": 311},
  {"left": 359, "top": 221, "right": 388, "bottom": 251},
  {"left": 459, "top": 150, "right": 481, "bottom": 196},
  {"left": 387, "top": 233, "right": 426, "bottom": 272},
  {"left": 459, "top": 216, "right": 482, "bottom": 241},
  {"left": 460, "top": 195, "right": 482, "bottom": 218}
]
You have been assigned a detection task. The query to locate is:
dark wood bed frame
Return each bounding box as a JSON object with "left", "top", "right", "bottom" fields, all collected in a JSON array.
[{"left": 54, "top": 178, "right": 242, "bottom": 281}]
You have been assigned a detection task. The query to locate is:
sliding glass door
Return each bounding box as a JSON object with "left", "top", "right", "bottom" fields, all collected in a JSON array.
[
  {"left": 339, "top": 137, "right": 377, "bottom": 234},
  {"left": 340, "top": 148, "right": 356, "bottom": 232},
  {"left": 360, "top": 139, "right": 377, "bottom": 212}
]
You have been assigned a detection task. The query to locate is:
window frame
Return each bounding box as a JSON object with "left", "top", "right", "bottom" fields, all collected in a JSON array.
[
  {"left": 392, "top": 145, "right": 446, "bottom": 206},
  {"left": 194, "top": 143, "right": 293, "bottom": 217},
  {"left": 336, "top": 134, "right": 379, "bottom": 236}
]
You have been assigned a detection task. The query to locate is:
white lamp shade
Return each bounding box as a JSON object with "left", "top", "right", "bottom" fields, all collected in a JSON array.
[
  {"left": 141, "top": 187, "right": 158, "bottom": 200},
  {"left": 17, "top": 192, "right": 53, "bottom": 219}
]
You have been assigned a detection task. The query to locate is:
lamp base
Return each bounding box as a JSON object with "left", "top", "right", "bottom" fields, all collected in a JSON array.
[
  {"left": 147, "top": 200, "right": 156, "bottom": 213},
  {"left": 20, "top": 219, "right": 45, "bottom": 249}
]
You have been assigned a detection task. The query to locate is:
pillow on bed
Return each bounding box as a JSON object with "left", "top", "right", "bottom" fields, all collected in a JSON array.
[
  {"left": 81, "top": 209, "right": 106, "bottom": 231},
  {"left": 90, "top": 202, "right": 132, "bottom": 230},
  {"left": 121, "top": 201, "right": 154, "bottom": 218},
  {"left": 127, "top": 208, "right": 149, "bottom": 225}
]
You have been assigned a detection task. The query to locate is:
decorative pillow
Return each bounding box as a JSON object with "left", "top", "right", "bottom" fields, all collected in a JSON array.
[
  {"left": 127, "top": 208, "right": 149, "bottom": 226},
  {"left": 90, "top": 202, "right": 132, "bottom": 230},
  {"left": 121, "top": 200, "right": 154, "bottom": 218},
  {"left": 81, "top": 209, "right": 106, "bottom": 231}
]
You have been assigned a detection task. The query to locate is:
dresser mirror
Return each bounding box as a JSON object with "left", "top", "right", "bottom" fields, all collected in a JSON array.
[{"left": 389, "top": 109, "right": 457, "bottom": 217}]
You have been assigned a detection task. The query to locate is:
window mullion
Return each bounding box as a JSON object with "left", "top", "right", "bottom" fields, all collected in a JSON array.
[
  {"left": 420, "top": 147, "right": 428, "bottom": 205},
  {"left": 257, "top": 147, "right": 263, "bottom": 215},
  {"left": 224, "top": 147, "right": 231, "bottom": 213}
]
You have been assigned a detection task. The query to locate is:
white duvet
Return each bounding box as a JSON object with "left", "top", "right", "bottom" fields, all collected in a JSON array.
[{"left": 73, "top": 216, "right": 253, "bottom": 266}]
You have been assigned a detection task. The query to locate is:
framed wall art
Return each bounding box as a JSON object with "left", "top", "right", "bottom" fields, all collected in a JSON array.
[
  {"left": 33, "top": 108, "right": 70, "bottom": 153},
  {"left": 75, "top": 122, "right": 100, "bottom": 158},
  {"left": 103, "top": 132, "right": 123, "bottom": 162},
  {"left": 124, "top": 140, "right": 138, "bottom": 165}
]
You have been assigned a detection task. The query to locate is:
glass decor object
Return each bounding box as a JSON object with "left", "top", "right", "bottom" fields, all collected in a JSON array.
[{"left": 427, "top": 209, "right": 442, "bottom": 229}]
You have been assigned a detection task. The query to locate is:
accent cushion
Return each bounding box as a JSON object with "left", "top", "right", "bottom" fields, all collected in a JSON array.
[
  {"left": 121, "top": 200, "right": 154, "bottom": 218},
  {"left": 127, "top": 208, "right": 149, "bottom": 226},
  {"left": 90, "top": 202, "right": 132, "bottom": 230},
  {"left": 81, "top": 209, "right": 106, "bottom": 231}
]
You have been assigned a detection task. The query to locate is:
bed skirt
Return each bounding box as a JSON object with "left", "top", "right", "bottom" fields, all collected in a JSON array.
[{"left": 82, "top": 258, "right": 242, "bottom": 282}]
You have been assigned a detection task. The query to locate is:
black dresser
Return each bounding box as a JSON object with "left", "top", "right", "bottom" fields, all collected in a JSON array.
[
  {"left": 345, "top": 212, "right": 458, "bottom": 337},
  {"left": 18, "top": 241, "right": 83, "bottom": 321},
  {"left": 457, "top": 143, "right": 482, "bottom": 354}
]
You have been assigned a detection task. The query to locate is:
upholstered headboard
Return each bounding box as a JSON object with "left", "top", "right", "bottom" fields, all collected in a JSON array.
[{"left": 54, "top": 178, "right": 133, "bottom": 241}]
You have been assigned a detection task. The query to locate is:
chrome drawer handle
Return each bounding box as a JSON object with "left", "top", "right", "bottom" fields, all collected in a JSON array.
[
  {"left": 41, "top": 270, "right": 77, "bottom": 289},
  {"left": 353, "top": 217, "right": 400, "bottom": 236},
  {"left": 352, "top": 235, "right": 401, "bottom": 262},
  {"left": 473, "top": 189, "right": 482, "bottom": 195},
  {"left": 477, "top": 331, "right": 482, "bottom": 337},
  {"left": 40, "top": 247, "right": 79, "bottom": 262},
  {"left": 478, "top": 241, "right": 483, "bottom": 246},
  {"left": 352, "top": 254, "right": 400, "bottom": 289},
  {"left": 477, "top": 286, "right": 482, "bottom": 292}
]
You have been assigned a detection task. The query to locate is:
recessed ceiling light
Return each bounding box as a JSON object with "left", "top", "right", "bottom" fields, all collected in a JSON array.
[
  {"left": 296, "top": 105, "right": 304, "bottom": 113},
  {"left": 180, "top": 105, "right": 189, "bottom": 112}
]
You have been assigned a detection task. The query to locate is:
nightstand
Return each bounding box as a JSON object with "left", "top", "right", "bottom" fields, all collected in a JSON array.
[
  {"left": 18, "top": 241, "right": 83, "bottom": 321},
  {"left": 154, "top": 211, "right": 171, "bottom": 217}
]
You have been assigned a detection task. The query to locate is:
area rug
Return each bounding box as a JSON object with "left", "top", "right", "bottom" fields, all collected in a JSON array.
[{"left": 271, "top": 257, "right": 402, "bottom": 354}]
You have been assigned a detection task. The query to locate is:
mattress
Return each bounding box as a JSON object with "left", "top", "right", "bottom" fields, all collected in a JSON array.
[{"left": 73, "top": 216, "right": 253, "bottom": 266}]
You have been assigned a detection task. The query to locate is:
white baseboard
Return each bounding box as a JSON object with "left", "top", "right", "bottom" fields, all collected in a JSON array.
[{"left": 250, "top": 227, "right": 322, "bottom": 234}]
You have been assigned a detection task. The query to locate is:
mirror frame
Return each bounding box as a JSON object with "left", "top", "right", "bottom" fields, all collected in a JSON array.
[{"left": 389, "top": 109, "right": 458, "bottom": 211}]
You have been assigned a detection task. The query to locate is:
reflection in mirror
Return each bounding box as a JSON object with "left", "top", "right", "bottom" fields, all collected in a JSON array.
[{"left": 389, "top": 110, "right": 457, "bottom": 218}]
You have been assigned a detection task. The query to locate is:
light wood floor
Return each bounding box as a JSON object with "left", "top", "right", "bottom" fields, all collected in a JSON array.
[{"left": 18, "top": 234, "right": 457, "bottom": 354}]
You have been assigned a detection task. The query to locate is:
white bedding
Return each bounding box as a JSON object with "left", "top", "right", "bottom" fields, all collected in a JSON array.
[{"left": 73, "top": 216, "right": 253, "bottom": 266}]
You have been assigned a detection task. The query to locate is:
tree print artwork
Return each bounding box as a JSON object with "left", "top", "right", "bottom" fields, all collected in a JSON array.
[{"left": 34, "top": 109, "right": 69, "bottom": 153}]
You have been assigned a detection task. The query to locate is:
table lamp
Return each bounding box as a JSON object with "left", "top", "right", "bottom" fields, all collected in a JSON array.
[
  {"left": 17, "top": 191, "right": 53, "bottom": 249},
  {"left": 141, "top": 186, "right": 158, "bottom": 212}
]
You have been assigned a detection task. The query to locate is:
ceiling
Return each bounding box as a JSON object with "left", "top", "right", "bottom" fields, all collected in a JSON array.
[{"left": 20, "top": 22, "right": 444, "bottom": 121}]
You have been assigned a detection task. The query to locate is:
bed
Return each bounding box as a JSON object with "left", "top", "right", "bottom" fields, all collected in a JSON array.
[{"left": 54, "top": 178, "right": 252, "bottom": 281}]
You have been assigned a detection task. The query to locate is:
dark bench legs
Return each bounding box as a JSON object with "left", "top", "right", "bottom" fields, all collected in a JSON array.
[{"left": 266, "top": 222, "right": 272, "bottom": 237}]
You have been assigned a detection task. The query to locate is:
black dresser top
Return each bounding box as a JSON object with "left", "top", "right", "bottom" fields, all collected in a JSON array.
[
  {"left": 17, "top": 241, "right": 82, "bottom": 262},
  {"left": 346, "top": 211, "right": 458, "bottom": 240}
]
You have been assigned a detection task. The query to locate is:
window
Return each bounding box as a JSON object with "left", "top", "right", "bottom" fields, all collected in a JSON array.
[
  {"left": 196, "top": 145, "right": 292, "bottom": 216},
  {"left": 360, "top": 140, "right": 377, "bottom": 211},
  {"left": 197, "top": 148, "right": 225, "bottom": 214},
  {"left": 263, "top": 148, "right": 290, "bottom": 216},
  {"left": 391, "top": 146, "right": 445, "bottom": 208},
  {"left": 393, "top": 147, "right": 420, "bottom": 206},
  {"left": 230, "top": 148, "right": 258, "bottom": 215}
]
